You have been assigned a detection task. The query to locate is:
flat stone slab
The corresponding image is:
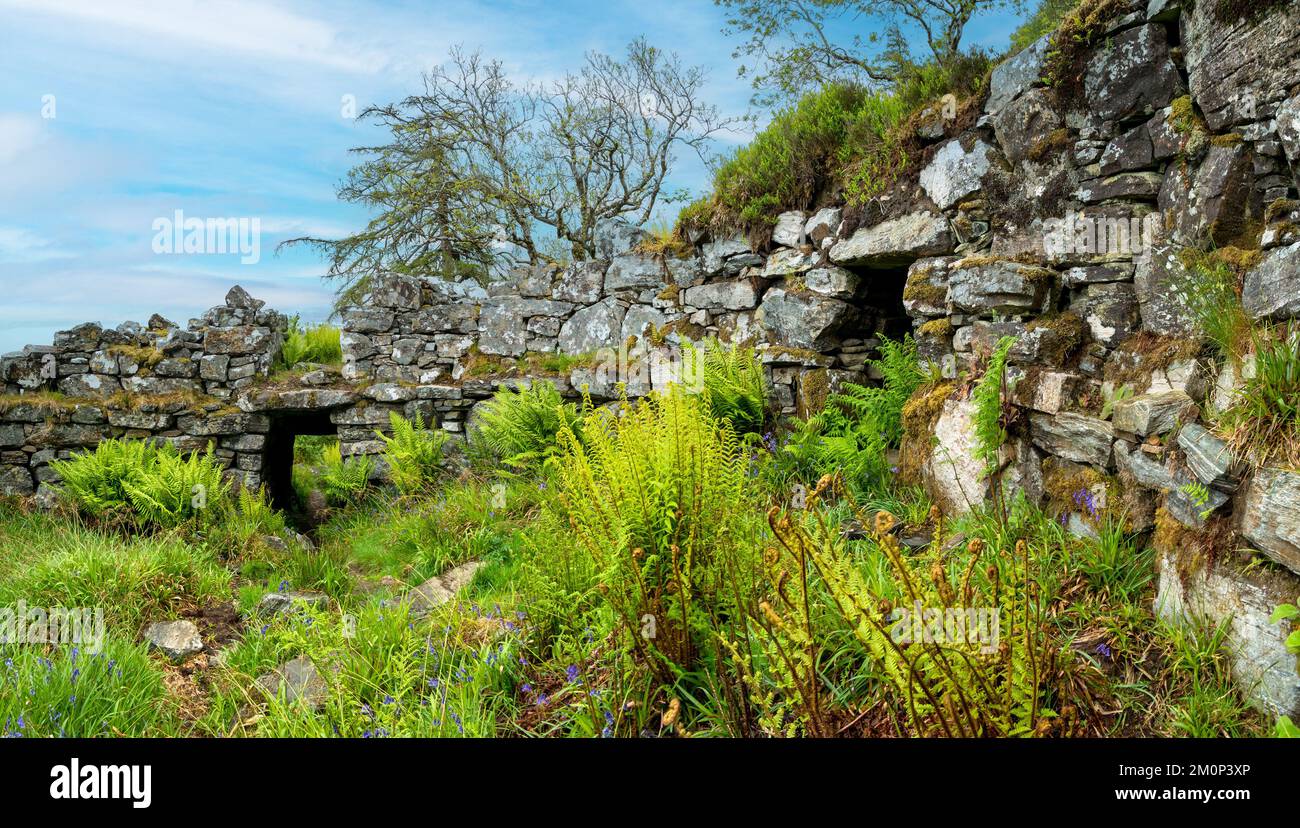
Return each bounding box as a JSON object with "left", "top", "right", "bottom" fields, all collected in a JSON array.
[
  {"left": 255, "top": 591, "right": 331, "bottom": 617},
  {"left": 143, "top": 620, "right": 203, "bottom": 661},
  {"left": 406, "top": 560, "right": 484, "bottom": 619},
  {"left": 1239, "top": 467, "right": 1300, "bottom": 575},
  {"left": 254, "top": 655, "right": 328, "bottom": 710}
]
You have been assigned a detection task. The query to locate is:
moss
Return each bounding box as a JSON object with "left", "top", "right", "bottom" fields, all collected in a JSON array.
[
  {"left": 796, "top": 368, "right": 832, "bottom": 417},
  {"left": 918, "top": 318, "right": 954, "bottom": 339},
  {"left": 656, "top": 284, "right": 680, "bottom": 302},
  {"left": 902, "top": 277, "right": 948, "bottom": 307},
  {"left": 1041, "top": 0, "right": 1136, "bottom": 92},
  {"left": 1103, "top": 332, "right": 1203, "bottom": 392},
  {"left": 1043, "top": 456, "right": 1116, "bottom": 518},
  {"left": 1265, "top": 198, "right": 1300, "bottom": 224},
  {"left": 0, "top": 391, "right": 78, "bottom": 415},
  {"left": 1026, "top": 127, "right": 1071, "bottom": 163},
  {"left": 898, "top": 380, "right": 956, "bottom": 485},
  {"left": 1026, "top": 312, "right": 1088, "bottom": 366},
  {"left": 1209, "top": 133, "right": 1242, "bottom": 148},
  {"left": 108, "top": 344, "right": 165, "bottom": 369}
]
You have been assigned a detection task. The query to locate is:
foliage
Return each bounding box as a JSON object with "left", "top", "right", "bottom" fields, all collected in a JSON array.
[
  {"left": 318, "top": 442, "right": 372, "bottom": 506},
  {"left": 50, "top": 439, "right": 230, "bottom": 530},
  {"left": 686, "top": 337, "right": 768, "bottom": 434},
  {"left": 972, "top": 336, "right": 1016, "bottom": 478},
  {"left": 473, "top": 380, "right": 584, "bottom": 469},
  {"left": 551, "top": 384, "right": 754, "bottom": 687},
  {"left": 1173, "top": 247, "right": 1255, "bottom": 359},
  {"left": 377, "top": 411, "right": 449, "bottom": 496},
  {"left": 286, "top": 39, "right": 736, "bottom": 305},
  {"left": 280, "top": 316, "right": 342, "bottom": 367},
  {"left": 716, "top": 0, "right": 1020, "bottom": 106},
  {"left": 1008, "top": 0, "right": 1078, "bottom": 54},
  {"left": 766, "top": 336, "right": 923, "bottom": 496},
  {"left": 1219, "top": 324, "right": 1300, "bottom": 468}
]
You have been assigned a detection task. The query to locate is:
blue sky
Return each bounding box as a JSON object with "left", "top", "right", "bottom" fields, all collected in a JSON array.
[{"left": 0, "top": 0, "right": 1027, "bottom": 354}]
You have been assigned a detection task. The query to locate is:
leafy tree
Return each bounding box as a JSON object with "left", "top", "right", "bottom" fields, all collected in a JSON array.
[
  {"left": 717, "top": 0, "right": 1023, "bottom": 105},
  {"left": 289, "top": 39, "right": 737, "bottom": 307}
]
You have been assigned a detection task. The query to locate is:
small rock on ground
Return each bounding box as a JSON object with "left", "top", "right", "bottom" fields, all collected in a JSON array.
[{"left": 143, "top": 619, "right": 204, "bottom": 661}]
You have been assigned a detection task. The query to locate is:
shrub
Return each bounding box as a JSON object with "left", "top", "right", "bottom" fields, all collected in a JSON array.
[
  {"left": 318, "top": 443, "right": 372, "bottom": 505},
  {"left": 377, "top": 411, "right": 449, "bottom": 495},
  {"left": 50, "top": 439, "right": 230, "bottom": 530},
  {"left": 474, "top": 380, "right": 583, "bottom": 469},
  {"left": 280, "top": 316, "right": 342, "bottom": 367},
  {"left": 686, "top": 338, "right": 767, "bottom": 434}
]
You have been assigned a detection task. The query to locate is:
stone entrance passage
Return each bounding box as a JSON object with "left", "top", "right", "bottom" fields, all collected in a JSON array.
[{"left": 262, "top": 409, "right": 338, "bottom": 515}]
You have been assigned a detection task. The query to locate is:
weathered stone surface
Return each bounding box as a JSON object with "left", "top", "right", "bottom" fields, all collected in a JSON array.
[
  {"left": 803, "top": 207, "right": 842, "bottom": 245},
  {"left": 605, "top": 252, "right": 663, "bottom": 291},
  {"left": 342, "top": 309, "right": 395, "bottom": 334},
  {"left": 759, "top": 288, "right": 854, "bottom": 350},
  {"left": 1068, "top": 282, "right": 1140, "bottom": 348},
  {"left": 553, "top": 261, "right": 605, "bottom": 304},
  {"left": 1156, "top": 545, "right": 1300, "bottom": 717},
  {"left": 771, "top": 211, "right": 807, "bottom": 247},
  {"left": 1084, "top": 23, "right": 1183, "bottom": 123},
  {"left": 1238, "top": 467, "right": 1300, "bottom": 575},
  {"left": 1177, "top": 423, "right": 1242, "bottom": 492},
  {"left": 239, "top": 388, "right": 359, "bottom": 411},
  {"left": 256, "top": 591, "right": 331, "bottom": 617},
  {"left": 1098, "top": 122, "right": 1155, "bottom": 175},
  {"left": 1183, "top": 0, "right": 1300, "bottom": 131},
  {"left": 1165, "top": 467, "right": 1231, "bottom": 528},
  {"left": 992, "top": 87, "right": 1063, "bottom": 163},
  {"left": 369, "top": 274, "right": 422, "bottom": 309},
  {"left": 829, "top": 212, "right": 952, "bottom": 267},
  {"left": 985, "top": 32, "right": 1049, "bottom": 115},
  {"left": 1112, "top": 390, "right": 1196, "bottom": 437},
  {"left": 1278, "top": 92, "right": 1300, "bottom": 164},
  {"left": 1029, "top": 412, "right": 1113, "bottom": 467},
  {"left": 558, "top": 298, "right": 625, "bottom": 354},
  {"left": 143, "top": 620, "right": 203, "bottom": 661},
  {"left": 761, "top": 247, "right": 815, "bottom": 278},
  {"left": 203, "top": 325, "right": 278, "bottom": 356},
  {"left": 255, "top": 655, "right": 328, "bottom": 710},
  {"left": 621, "top": 304, "right": 668, "bottom": 343},
  {"left": 1114, "top": 440, "right": 1174, "bottom": 491},
  {"left": 1133, "top": 242, "right": 1199, "bottom": 336},
  {"left": 923, "top": 395, "right": 987, "bottom": 516},
  {"left": 1158, "top": 142, "right": 1259, "bottom": 247},
  {"left": 803, "top": 265, "right": 859, "bottom": 299},
  {"left": 177, "top": 412, "right": 269, "bottom": 436},
  {"left": 408, "top": 560, "right": 484, "bottom": 619},
  {"left": 593, "top": 218, "right": 651, "bottom": 259},
  {"left": 946, "top": 259, "right": 1051, "bottom": 314},
  {"left": 919, "top": 139, "right": 996, "bottom": 209},
  {"left": 681, "top": 279, "right": 758, "bottom": 311},
  {"left": 0, "top": 465, "right": 34, "bottom": 496},
  {"left": 57, "top": 373, "right": 120, "bottom": 399},
  {"left": 1242, "top": 242, "right": 1300, "bottom": 321}
]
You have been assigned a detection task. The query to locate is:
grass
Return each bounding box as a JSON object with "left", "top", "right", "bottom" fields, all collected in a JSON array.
[{"left": 281, "top": 317, "right": 343, "bottom": 368}]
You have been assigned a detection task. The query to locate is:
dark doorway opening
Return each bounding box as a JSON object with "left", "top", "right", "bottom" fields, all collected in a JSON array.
[
  {"left": 852, "top": 265, "right": 912, "bottom": 343},
  {"left": 262, "top": 410, "right": 338, "bottom": 527}
]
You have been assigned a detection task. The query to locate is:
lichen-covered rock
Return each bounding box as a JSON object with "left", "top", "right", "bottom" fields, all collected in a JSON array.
[
  {"left": 558, "top": 298, "right": 625, "bottom": 354},
  {"left": 985, "top": 32, "right": 1050, "bottom": 115},
  {"left": 761, "top": 247, "right": 816, "bottom": 278},
  {"left": 1155, "top": 545, "right": 1300, "bottom": 718},
  {"left": 605, "top": 252, "right": 663, "bottom": 291},
  {"left": 553, "top": 261, "right": 606, "bottom": 304},
  {"left": 803, "top": 208, "right": 842, "bottom": 245},
  {"left": 1158, "top": 142, "right": 1259, "bottom": 247},
  {"left": 1182, "top": 0, "right": 1300, "bottom": 130},
  {"left": 829, "top": 212, "right": 953, "bottom": 267},
  {"left": 1068, "top": 282, "right": 1140, "bottom": 348},
  {"left": 1239, "top": 467, "right": 1300, "bottom": 575},
  {"left": 919, "top": 138, "right": 996, "bottom": 209},
  {"left": 255, "top": 655, "right": 328, "bottom": 710},
  {"left": 771, "top": 211, "right": 807, "bottom": 247},
  {"left": 1242, "top": 242, "right": 1300, "bottom": 321},
  {"left": 1133, "top": 242, "right": 1199, "bottom": 336},
  {"left": 1114, "top": 440, "right": 1174, "bottom": 491},
  {"left": 803, "top": 266, "right": 859, "bottom": 299},
  {"left": 946, "top": 259, "right": 1051, "bottom": 315},
  {"left": 0, "top": 465, "right": 34, "bottom": 496},
  {"left": 758, "top": 288, "right": 854, "bottom": 351},
  {"left": 1177, "top": 423, "right": 1242, "bottom": 492},
  {"left": 1084, "top": 23, "right": 1183, "bottom": 123},
  {"left": 368, "top": 274, "right": 422, "bottom": 309},
  {"left": 593, "top": 218, "right": 651, "bottom": 259},
  {"left": 1029, "top": 412, "right": 1114, "bottom": 467},
  {"left": 991, "top": 87, "right": 1063, "bottom": 163},
  {"left": 923, "top": 395, "right": 986, "bottom": 516},
  {"left": 143, "top": 620, "right": 203, "bottom": 661},
  {"left": 56, "top": 373, "right": 121, "bottom": 399},
  {"left": 1112, "top": 390, "right": 1197, "bottom": 437},
  {"left": 681, "top": 279, "right": 759, "bottom": 311}
]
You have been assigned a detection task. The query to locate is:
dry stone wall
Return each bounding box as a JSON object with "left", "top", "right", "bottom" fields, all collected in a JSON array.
[{"left": 1, "top": 0, "right": 1298, "bottom": 717}]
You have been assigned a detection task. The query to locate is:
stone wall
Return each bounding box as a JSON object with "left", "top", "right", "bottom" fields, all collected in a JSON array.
[{"left": 1, "top": 0, "right": 1298, "bottom": 718}]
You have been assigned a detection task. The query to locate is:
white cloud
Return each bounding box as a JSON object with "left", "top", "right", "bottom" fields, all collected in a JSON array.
[{"left": 0, "top": 226, "right": 76, "bottom": 262}]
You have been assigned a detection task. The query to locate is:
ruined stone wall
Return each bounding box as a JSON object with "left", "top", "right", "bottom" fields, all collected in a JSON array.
[{"left": 1, "top": 0, "right": 1298, "bottom": 718}]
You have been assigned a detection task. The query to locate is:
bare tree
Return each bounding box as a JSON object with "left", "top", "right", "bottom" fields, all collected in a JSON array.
[
  {"left": 287, "top": 39, "right": 737, "bottom": 306},
  {"left": 718, "top": 0, "right": 1022, "bottom": 105}
]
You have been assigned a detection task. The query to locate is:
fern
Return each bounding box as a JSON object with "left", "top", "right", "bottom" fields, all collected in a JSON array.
[
  {"left": 474, "top": 380, "right": 583, "bottom": 469},
  {"left": 685, "top": 337, "right": 768, "bottom": 434},
  {"left": 973, "top": 336, "right": 1016, "bottom": 479},
  {"left": 318, "top": 442, "right": 372, "bottom": 505},
  {"left": 377, "top": 411, "right": 448, "bottom": 495}
]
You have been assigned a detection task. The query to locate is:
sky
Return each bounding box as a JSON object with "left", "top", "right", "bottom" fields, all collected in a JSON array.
[{"left": 0, "top": 0, "right": 1028, "bottom": 354}]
